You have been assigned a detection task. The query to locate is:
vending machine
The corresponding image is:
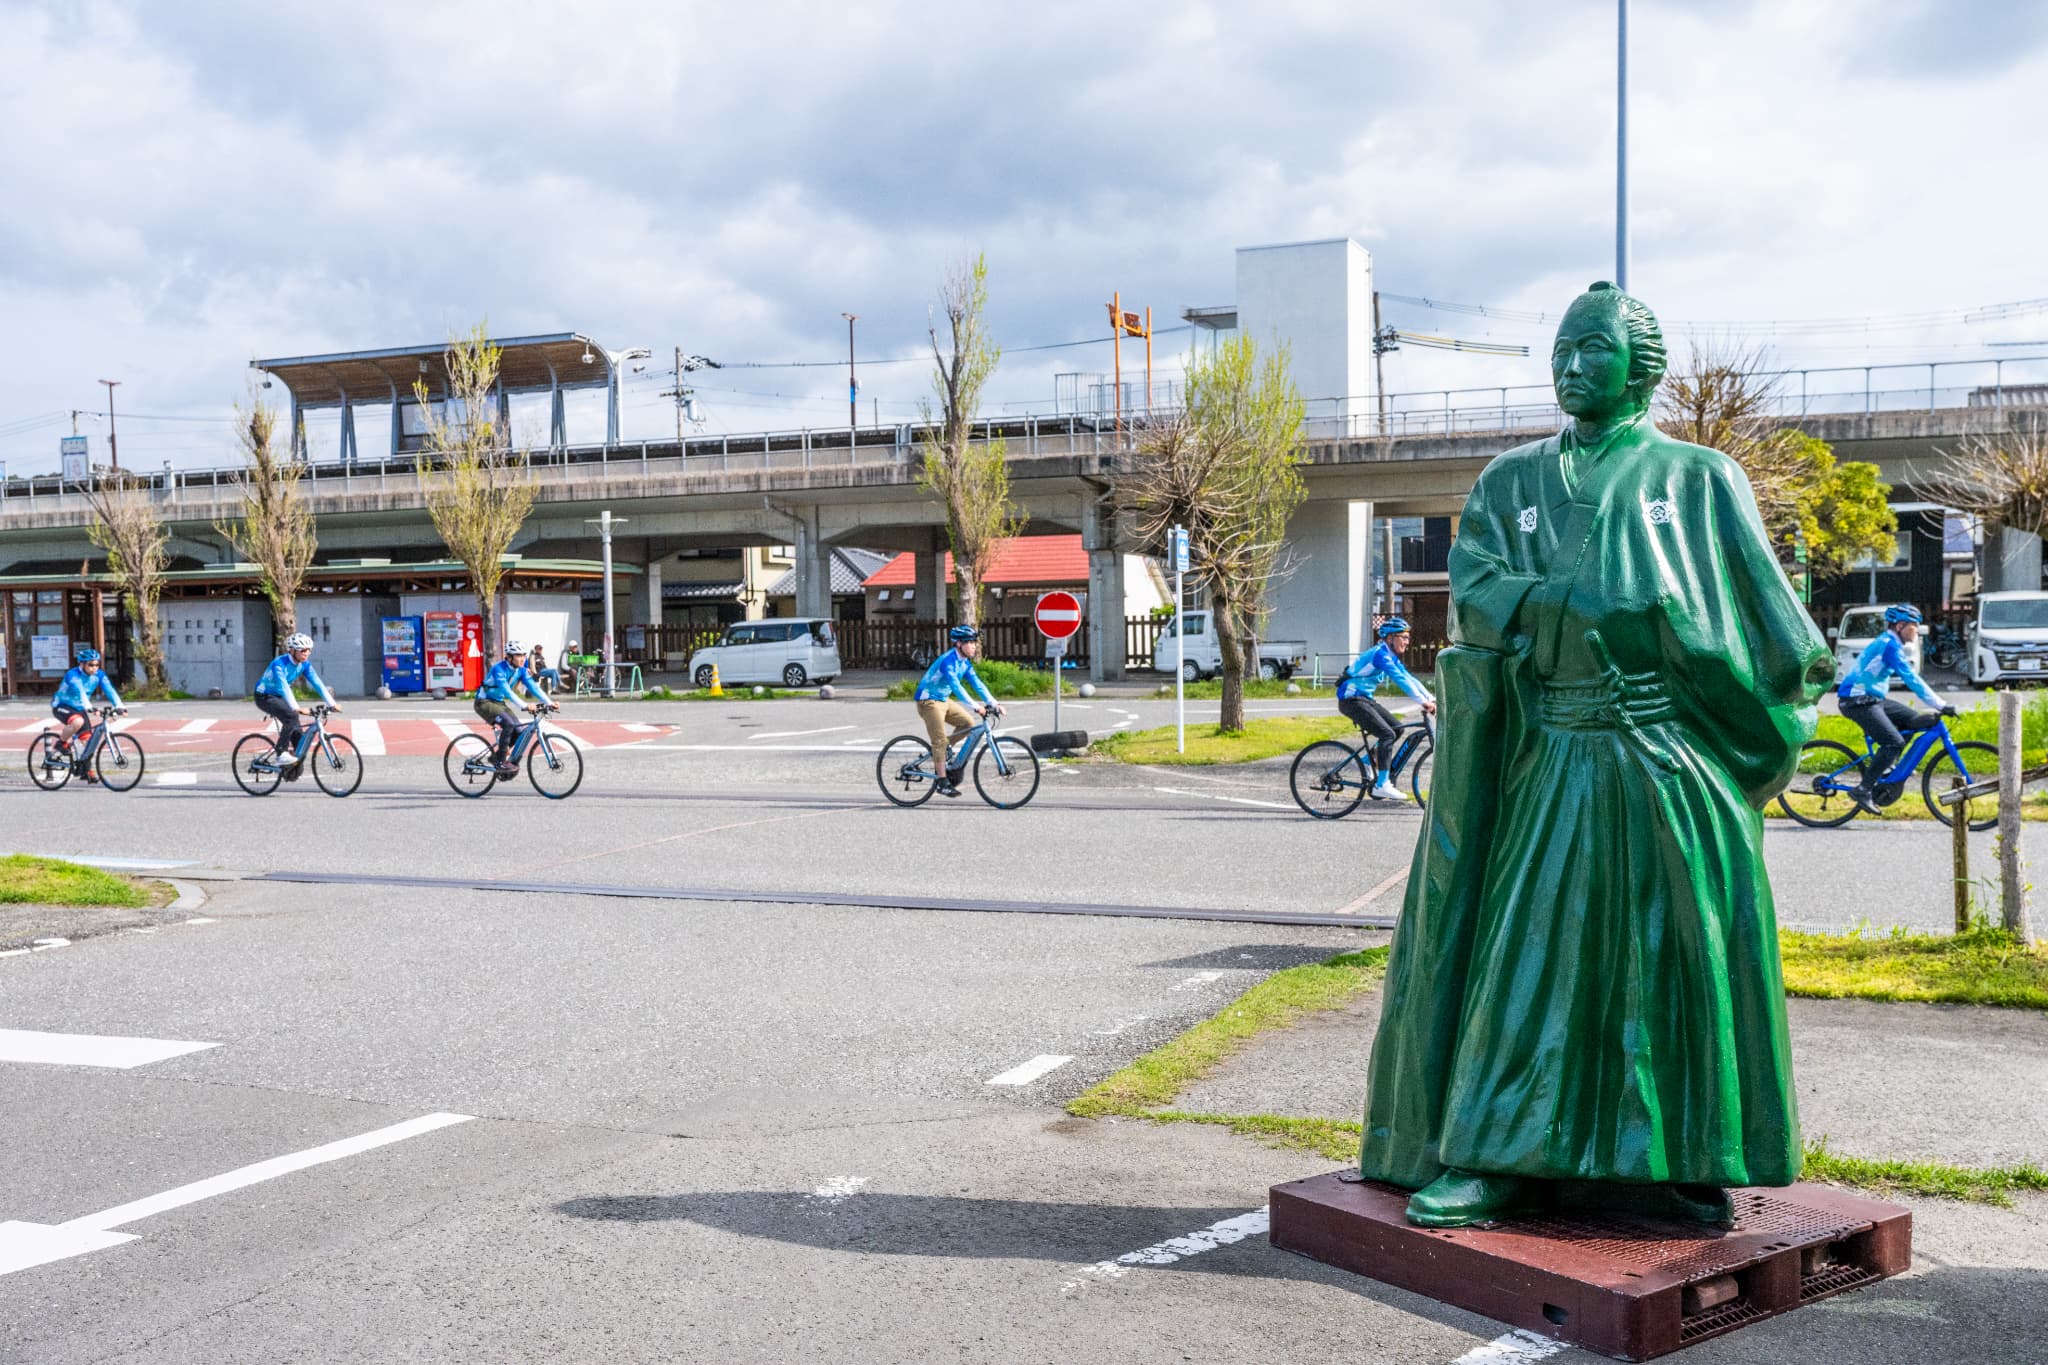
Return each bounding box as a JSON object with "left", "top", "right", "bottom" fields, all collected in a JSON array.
[
  {"left": 459, "top": 614, "right": 484, "bottom": 691},
  {"left": 424, "top": 612, "right": 463, "bottom": 692},
  {"left": 380, "top": 615, "right": 425, "bottom": 693}
]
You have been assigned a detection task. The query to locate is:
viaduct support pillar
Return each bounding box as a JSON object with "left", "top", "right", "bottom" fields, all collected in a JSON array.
[
  {"left": 795, "top": 510, "right": 833, "bottom": 620},
  {"left": 1983, "top": 527, "right": 2042, "bottom": 595},
  {"left": 633, "top": 549, "right": 663, "bottom": 628},
  {"left": 1084, "top": 499, "right": 1126, "bottom": 682},
  {"left": 915, "top": 532, "right": 949, "bottom": 625}
]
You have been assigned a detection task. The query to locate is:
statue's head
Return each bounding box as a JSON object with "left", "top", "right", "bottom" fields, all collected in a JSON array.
[{"left": 1551, "top": 281, "right": 1667, "bottom": 423}]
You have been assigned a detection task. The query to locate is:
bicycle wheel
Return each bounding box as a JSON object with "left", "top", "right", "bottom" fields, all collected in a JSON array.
[
  {"left": 876, "top": 735, "right": 937, "bottom": 807},
  {"left": 443, "top": 732, "right": 498, "bottom": 798},
  {"left": 1774, "top": 739, "right": 1864, "bottom": 828},
  {"left": 312, "top": 734, "right": 364, "bottom": 798},
  {"left": 28, "top": 734, "right": 72, "bottom": 791},
  {"left": 1405, "top": 738, "right": 1435, "bottom": 807},
  {"left": 1290, "top": 740, "right": 1367, "bottom": 819},
  {"left": 94, "top": 733, "right": 145, "bottom": 792},
  {"left": 1923, "top": 740, "right": 2001, "bottom": 832},
  {"left": 974, "top": 735, "right": 1040, "bottom": 809},
  {"left": 528, "top": 731, "right": 584, "bottom": 800},
  {"left": 231, "top": 734, "right": 283, "bottom": 797}
]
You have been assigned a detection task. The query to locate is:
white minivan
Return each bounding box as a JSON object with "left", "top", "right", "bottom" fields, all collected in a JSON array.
[
  {"left": 689, "top": 618, "right": 841, "bottom": 688},
  {"left": 1968, "top": 591, "right": 2048, "bottom": 686}
]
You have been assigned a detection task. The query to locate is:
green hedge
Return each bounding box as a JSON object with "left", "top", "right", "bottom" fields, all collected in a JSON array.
[{"left": 883, "top": 658, "right": 1055, "bottom": 700}]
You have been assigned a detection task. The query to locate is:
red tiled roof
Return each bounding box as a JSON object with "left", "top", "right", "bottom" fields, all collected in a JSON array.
[{"left": 865, "top": 535, "right": 1091, "bottom": 588}]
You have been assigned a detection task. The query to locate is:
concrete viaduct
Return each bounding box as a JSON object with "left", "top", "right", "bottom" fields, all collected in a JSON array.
[{"left": 0, "top": 405, "right": 2027, "bottom": 678}]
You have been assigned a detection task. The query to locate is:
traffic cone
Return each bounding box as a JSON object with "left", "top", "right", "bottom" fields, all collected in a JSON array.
[{"left": 709, "top": 665, "right": 723, "bottom": 697}]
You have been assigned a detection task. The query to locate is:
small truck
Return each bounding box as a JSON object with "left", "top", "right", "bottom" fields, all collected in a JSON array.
[{"left": 1151, "top": 610, "right": 1309, "bottom": 682}]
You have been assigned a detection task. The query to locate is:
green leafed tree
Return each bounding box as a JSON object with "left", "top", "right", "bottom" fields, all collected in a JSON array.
[
  {"left": 1117, "top": 334, "right": 1306, "bottom": 733},
  {"left": 82, "top": 471, "right": 171, "bottom": 692},
  {"left": 413, "top": 324, "right": 538, "bottom": 664},
  {"left": 920, "top": 254, "right": 1019, "bottom": 627},
  {"left": 1656, "top": 343, "right": 1894, "bottom": 579},
  {"left": 215, "top": 381, "right": 317, "bottom": 649}
]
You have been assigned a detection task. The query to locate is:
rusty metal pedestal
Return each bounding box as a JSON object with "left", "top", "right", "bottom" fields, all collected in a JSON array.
[{"left": 1269, "top": 1172, "right": 1911, "bottom": 1361}]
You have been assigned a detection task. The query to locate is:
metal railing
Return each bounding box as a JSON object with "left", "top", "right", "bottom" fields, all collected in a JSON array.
[{"left": 8, "top": 354, "right": 2048, "bottom": 506}]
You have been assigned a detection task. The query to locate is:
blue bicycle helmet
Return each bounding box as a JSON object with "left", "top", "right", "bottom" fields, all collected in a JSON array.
[
  {"left": 74, "top": 647, "right": 100, "bottom": 664},
  {"left": 1884, "top": 604, "right": 1923, "bottom": 625},
  {"left": 949, "top": 625, "right": 980, "bottom": 643},
  {"left": 1376, "top": 617, "right": 1411, "bottom": 639}
]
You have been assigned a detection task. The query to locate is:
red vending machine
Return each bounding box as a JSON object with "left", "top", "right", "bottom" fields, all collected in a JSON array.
[
  {"left": 424, "top": 612, "right": 463, "bottom": 692},
  {"left": 460, "top": 614, "right": 484, "bottom": 692}
]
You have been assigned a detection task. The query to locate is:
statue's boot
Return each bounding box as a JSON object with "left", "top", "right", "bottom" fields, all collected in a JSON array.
[
  {"left": 1406, "top": 1170, "right": 1540, "bottom": 1227},
  {"left": 1657, "top": 1184, "right": 1736, "bottom": 1228}
]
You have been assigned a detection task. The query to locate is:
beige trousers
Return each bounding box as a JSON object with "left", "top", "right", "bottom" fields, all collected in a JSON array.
[{"left": 917, "top": 699, "right": 977, "bottom": 771}]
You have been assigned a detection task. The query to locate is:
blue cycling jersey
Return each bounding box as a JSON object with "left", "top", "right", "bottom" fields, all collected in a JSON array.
[
  {"left": 254, "top": 654, "right": 336, "bottom": 706},
  {"left": 1837, "top": 631, "right": 1943, "bottom": 707},
  {"left": 478, "top": 659, "right": 546, "bottom": 705},
  {"left": 915, "top": 647, "right": 995, "bottom": 706},
  {"left": 1337, "top": 642, "right": 1434, "bottom": 703},
  {"left": 52, "top": 666, "right": 121, "bottom": 712}
]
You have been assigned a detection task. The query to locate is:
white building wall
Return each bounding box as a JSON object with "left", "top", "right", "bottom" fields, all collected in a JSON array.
[{"left": 1232, "top": 238, "right": 1374, "bottom": 426}]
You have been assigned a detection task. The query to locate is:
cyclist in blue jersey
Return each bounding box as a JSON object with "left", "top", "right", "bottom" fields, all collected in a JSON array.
[
  {"left": 1837, "top": 603, "right": 1955, "bottom": 814},
  {"left": 1338, "top": 618, "right": 1437, "bottom": 802},
  {"left": 52, "top": 647, "right": 126, "bottom": 782},
  {"left": 252, "top": 632, "right": 340, "bottom": 781},
  {"left": 915, "top": 624, "right": 1000, "bottom": 798},
  {"left": 477, "top": 640, "right": 556, "bottom": 778}
]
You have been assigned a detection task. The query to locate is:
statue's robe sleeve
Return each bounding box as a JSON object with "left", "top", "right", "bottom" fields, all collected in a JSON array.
[{"left": 1359, "top": 450, "right": 1543, "bottom": 1188}]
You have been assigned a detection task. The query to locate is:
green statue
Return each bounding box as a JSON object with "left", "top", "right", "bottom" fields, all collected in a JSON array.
[{"left": 1358, "top": 282, "right": 1833, "bottom": 1228}]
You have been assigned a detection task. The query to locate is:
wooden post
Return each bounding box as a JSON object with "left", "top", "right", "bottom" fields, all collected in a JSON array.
[
  {"left": 1953, "top": 776, "right": 1971, "bottom": 933},
  {"left": 1999, "top": 689, "right": 2030, "bottom": 938}
]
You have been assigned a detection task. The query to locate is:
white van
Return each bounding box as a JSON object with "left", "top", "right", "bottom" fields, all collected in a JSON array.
[
  {"left": 689, "top": 618, "right": 841, "bottom": 687},
  {"left": 1968, "top": 591, "right": 2048, "bottom": 686}
]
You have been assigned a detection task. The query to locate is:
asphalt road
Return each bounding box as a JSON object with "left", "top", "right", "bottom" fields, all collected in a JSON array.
[{"left": 4, "top": 693, "right": 2043, "bottom": 1362}]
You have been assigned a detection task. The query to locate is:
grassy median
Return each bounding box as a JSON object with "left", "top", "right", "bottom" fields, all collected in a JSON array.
[
  {"left": 0, "top": 855, "right": 152, "bottom": 908},
  {"left": 1092, "top": 716, "right": 1354, "bottom": 765},
  {"left": 1780, "top": 925, "right": 2048, "bottom": 1010}
]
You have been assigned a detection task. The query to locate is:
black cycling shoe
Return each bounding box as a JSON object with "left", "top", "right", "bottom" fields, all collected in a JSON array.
[
  {"left": 935, "top": 780, "right": 962, "bottom": 798},
  {"left": 1848, "top": 787, "right": 1881, "bottom": 815}
]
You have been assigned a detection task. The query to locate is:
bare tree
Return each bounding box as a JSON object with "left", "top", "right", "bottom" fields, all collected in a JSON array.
[
  {"left": 215, "top": 382, "right": 317, "bottom": 649},
  {"left": 920, "top": 254, "right": 1019, "bottom": 627},
  {"left": 414, "top": 324, "right": 538, "bottom": 663},
  {"left": 1657, "top": 341, "right": 1894, "bottom": 580},
  {"left": 1916, "top": 414, "right": 2048, "bottom": 578},
  {"left": 82, "top": 471, "right": 170, "bottom": 692},
  {"left": 1117, "top": 334, "right": 1305, "bottom": 732}
]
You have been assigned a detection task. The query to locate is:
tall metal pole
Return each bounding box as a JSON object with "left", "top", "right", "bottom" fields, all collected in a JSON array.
[
  {"left": 1372, "top": 292, "right": 1389, "bottom": 436},
  {"left": 1108, "top": 292, "right": 1123, "bottom": 442},
  {"left": 599, "top": 509, "right": 617, "bottom": 696},
  {"left": 99, "top": 379, "right": 121, "bottom": 470},
  {"left": 673, "top": 346, "right": 684, "bottom": 447},
  {"left": 1615, "top": 0, "right": 1630, "bottom": 291},
  {"left": 843, "top": 313, "right": 858, "bottom": 429}
]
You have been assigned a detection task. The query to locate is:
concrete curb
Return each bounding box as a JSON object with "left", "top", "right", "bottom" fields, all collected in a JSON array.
[{"left": 164, "top": 879, "right": 209, "bottom": 914}]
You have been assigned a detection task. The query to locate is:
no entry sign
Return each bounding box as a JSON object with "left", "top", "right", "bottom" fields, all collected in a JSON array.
[{"left": 1034, "top": 591, "right": 1082, "bottom": 640}]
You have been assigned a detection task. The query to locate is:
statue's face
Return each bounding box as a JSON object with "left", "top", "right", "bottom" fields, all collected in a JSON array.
[{"left": 1551, "top": 299, "right": 1634, "bottom": 421}]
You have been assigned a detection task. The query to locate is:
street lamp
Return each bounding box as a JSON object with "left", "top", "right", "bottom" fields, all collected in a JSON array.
[
  {"left": 842, "top": 313, "right": 858, "bottom": 429},
  {"left": 584, "top": 345, "right": 652, "bottom": 446},
  {"left": 583, "top": 510, "right": 630, "bottom": 694},
  {"left": 1616, "top": 0, "right": 1630, "bottom": 290}
]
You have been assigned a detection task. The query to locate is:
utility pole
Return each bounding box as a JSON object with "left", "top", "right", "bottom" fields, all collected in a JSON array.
[
  {"left": 98, "top": 379, "right": 120, "bottom": 470},
  {"left": 660, "top": 351, "right": 722, "bottom": 446},
  {"left": 1371, "top": 292, "right": 1394, "bottom": 437},
  {"left": 1616, "top": 0, "right": 1630, "bottom": 291},
  {"left": 672, "top": 346, "right": 684, "bottom": 446},
  {"left": 842, "top": 313, "right": 858, "bottom": 429}
]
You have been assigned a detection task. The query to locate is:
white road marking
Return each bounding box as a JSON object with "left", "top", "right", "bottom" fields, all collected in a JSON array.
[
  {"left": 750, "top": 725, "right": 857, "bottom": 740},
  {"left": 105, "top": 717, "right": 139, "bottom": 733},
  {"left": 985, "top": 1054, "right": 1074, "bottom": 1086},
  {"left": 433, "top": 720, "right": 474, "bottom": 739},
  {"left": 184, "top": 917, "right": 218, "bottom": 925},
  {"left": 1151, "top": 785, "right": 1295, "bottom": 811},
  {"left": 0, "top": 937, "right": 74, "bottom": 958},
  {"left": 621, "top": 723, "right": 661, "bottom": 733},
  {"left": 10, "top": 719, "right": 54, "bottom": 733},
  {"left": 152, "top": 773, "right": 199, "bottom": 787},
  {"left": 632, "top": 743, "right": 876, "bottom": 753},
  {"left": 176, "top": 718, "right": 218, "bottom": 734},
  {"left": 1335, "top": 868, "right": 1408, "bottom": 916},
  {"left": 0, "top": 1028, "right": 217, "bottom": 1069},
  {"left": 1089, "top": 1015, "right": 1148, "bottom": 1036},
  {"left": 807, "top": 1176, "right": 869, "bottom": 1203},
  {"left": 1451, "top": 1330, "right": 1571, "bottom": 1364},
  {"left": 0, "top": 1111, "right": 476, "bottom": 1277},
  {"left": 1170, "top": 971, "right": 1225, "bottom": 992},
  {"left": 347, "top": 718, "right": 385, "bottom": 755},
  {"left": 1059, "top": 1207, "right": 1270, "bottom": 1295}
]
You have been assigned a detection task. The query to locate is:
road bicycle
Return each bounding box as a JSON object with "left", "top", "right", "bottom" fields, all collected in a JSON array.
[
  {"left": 1926, "top": 623, "right": 1965, "bottom": 672},
  {"left": 1289, "top": 717, "right": 1434, "bottom": 819},
  {"left": 876, "top": 708, "right": 1039, "bottom": 809},
  {"left": 232, "top": 703, "right": 363, "bottom": 798},
  {"left": 443, "top": 704, "right": 583, "bottom": 799},
  {"left": 28, "top": 706, "right": 144, "bottom": 792},
  {"left": 1776, "top": 714, "right": 2004, "bottom": 830}
]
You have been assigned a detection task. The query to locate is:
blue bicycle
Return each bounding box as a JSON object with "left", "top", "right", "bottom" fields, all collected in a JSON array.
[
  {"left": 442, "top": 704, "right": 584, "bottom": 799},
  {"left": 28, "top": 705, "right": 143, "bottom": 792},
  {"left": 1776, "top": 715, "right": 1994, "bottom": 830},
  {"left": 876, "top": 708, "right": 1039, "bottom": 809}
]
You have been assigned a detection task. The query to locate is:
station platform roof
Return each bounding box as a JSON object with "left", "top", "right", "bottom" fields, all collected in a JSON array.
[{"left": 250, "top": 334, "right": 616, "bottom": 409}]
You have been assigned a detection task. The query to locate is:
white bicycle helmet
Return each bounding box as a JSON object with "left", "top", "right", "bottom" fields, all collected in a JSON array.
[{"left": 285, "top": 632, "right": 313, "bottom": 652}]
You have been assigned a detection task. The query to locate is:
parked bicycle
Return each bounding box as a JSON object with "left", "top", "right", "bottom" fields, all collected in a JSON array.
[
  {"left": 231, "top": 703, "right": 363, "bottom": 798},
  {"left": 876, "top": 709, "right": 1039, "bottom": 809},
  {"left": 28, "top": 705, "right": 144, "bottom": 792},
  {"left": 1776, "top": 714, "right": 2000, "bottom": 829},
  {"left": 442, "top": 704, "right": 583, "bottom": 799},
  {"left": 1289, "top": 717, "right": 1434, "bottom": 819},
  {"left": 1926, "top": 623, "right": 1965, "bottom": 672}
]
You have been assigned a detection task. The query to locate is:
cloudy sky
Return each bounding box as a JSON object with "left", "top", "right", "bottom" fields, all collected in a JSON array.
[{"left": 3, "top": 0, "right": 2045, "bottom": 472}]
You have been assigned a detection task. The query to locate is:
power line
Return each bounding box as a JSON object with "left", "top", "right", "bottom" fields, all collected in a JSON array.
[{"left": 1378, "top": 292, "right": 2048, "bottom": 337}]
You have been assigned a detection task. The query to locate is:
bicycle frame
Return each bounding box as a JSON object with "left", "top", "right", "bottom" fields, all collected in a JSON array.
[
  {"left": 508, "top": 714, "right": 566, "bottom": 765},
  {"left": 1815, "top": 718, "right": 1969, "bottom": 791},
  {"left": 65, "top": 709, "right": 115, "bottom": 763}
]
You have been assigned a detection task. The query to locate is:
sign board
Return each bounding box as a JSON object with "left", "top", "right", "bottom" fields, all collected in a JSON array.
[
  {"left": 1044, "top": 636, "right": 1067, "bottom": 659},
  {"left": 1170, "top": 527, "right": 1190, "bottom": 575},
  {"left": 31, "top": 635, "right": 70, "bottom": 672},
  {"left": 1034, "top": 590, "right": 1082, "bottom": 640},
  {"left": 60, "top": 436, "right": 88, "bottom": 484}
]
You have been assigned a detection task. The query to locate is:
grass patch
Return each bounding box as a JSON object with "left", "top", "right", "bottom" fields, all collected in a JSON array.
[
  {"left": 676, "top": 686, "right": 806, "bottom": 701},
  {"left": 1092, "top": 715, "right": 1354, "bottom": 765},
  {"left": 1802, "top": 1138, "right": 2048, "bottom": 1207},
  {"left": 1780, "top": 924, "right": 2048, "bottom": 1010},
  {"left": 1142, "top": 677, "right": 1343, "bottom": 700},
  {"left": 0, "top": 855, "right": 151, "bottom": 909},
  {"left": 1067, "top": 948, "right": 1389, "bottom": 1118},
  {"left": 883, "top": 659, "right": 1054, "bottom": 701}
]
